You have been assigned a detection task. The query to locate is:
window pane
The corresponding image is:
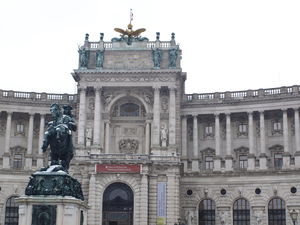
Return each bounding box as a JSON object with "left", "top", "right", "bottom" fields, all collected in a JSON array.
[
  {"left": 233, "top": 198, "right": 250, "bottom": 225},
  {"left": 268, "top": 198, "right": 286, "bottom": 225},
  {"left": 5, "top": 196, "right": 19, "bottom": 225},
  {"left": 199, "top": 199, "right": 215, "bottom": 225},
  {"left": 120, "top": 103, "right": 139, "bottom": 117}
]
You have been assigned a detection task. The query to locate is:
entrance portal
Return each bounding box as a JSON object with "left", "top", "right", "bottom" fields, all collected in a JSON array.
[{"left": 102, "top": 182, "right": 133, "bottom": 225}]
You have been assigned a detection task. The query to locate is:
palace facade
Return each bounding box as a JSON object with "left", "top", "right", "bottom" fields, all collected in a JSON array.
[{"left": 0, "top": 30, "right": 300, "bottom": 225}]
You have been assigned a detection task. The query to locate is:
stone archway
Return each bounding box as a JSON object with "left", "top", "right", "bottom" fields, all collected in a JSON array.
[{"left": 102, "top": 182, "right": 134, "bottom": 225}]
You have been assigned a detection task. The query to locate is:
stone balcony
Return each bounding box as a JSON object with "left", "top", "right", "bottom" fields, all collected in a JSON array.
[{"left": 183, "top": 85, "right": 300, "bottom": 105}]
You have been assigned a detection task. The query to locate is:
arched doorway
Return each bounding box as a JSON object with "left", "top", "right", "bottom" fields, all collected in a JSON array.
[{"left": 102, "top": 182, "right": 134, "bottom": 225}]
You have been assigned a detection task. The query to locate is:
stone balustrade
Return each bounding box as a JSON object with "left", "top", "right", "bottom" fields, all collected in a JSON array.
[
  {"left": 0, "top": 89, "right": 77, "bottom": 103},
  {"left": 184, "top": 85, "right": 300, "bottom": 104}
]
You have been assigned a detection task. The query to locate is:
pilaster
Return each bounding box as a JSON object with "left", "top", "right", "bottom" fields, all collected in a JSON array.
[
  {"left": 192, "top": 114, "right": 199, "bottom": 171},
  {"left": 77, "top": 87, "right": 87, "bottom": 146}
]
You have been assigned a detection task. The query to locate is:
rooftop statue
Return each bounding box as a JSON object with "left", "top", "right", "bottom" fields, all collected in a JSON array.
[
  {"left": 111, "top": 9, "right": 148, "bottom": 45},
  {"left": 41, "top": 103, "right": 77, "bottom": 173}
]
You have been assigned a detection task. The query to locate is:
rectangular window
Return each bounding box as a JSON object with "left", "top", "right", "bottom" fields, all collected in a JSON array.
[
  {"left": 13, "top": 154, "right": 22, "bottom": 169},
  {"left": 238, "top": 124, "right": 247, "bottom": 133},
  {"left": 273, "top": 121, "right": 282, "bottom": 131},
  {"left": 274, "top": 153, "right": 283, "bottom": 169},
  {"left": 205, "top": 126, "right": 213, "bottom": 135},
  {"left": 16, "top": 124, "right": 24, "bottom": 134},
  {"left": 205, "top": 156, "right": 214, "bottom": 170},
  {"left": 239, "top": 155, "right": 248, "bottom": 169}
]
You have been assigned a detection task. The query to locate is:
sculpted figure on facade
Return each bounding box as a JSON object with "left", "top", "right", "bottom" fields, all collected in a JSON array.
[
  {"left": 78, "top": 47, "right": 89, "bottom": 68},
  {"left": 185, "top": 210, "right": 194, "bottom": 225},
  {"left": 168, "top": 47, "right": 179, "bottom": 68},
  {"left": 96, "top": 49, "right": 105, "bottom": 68},
  {"left": 85, "top": 128, "right": 93, "bottom": 147},
  {"left": 219, "top": 211, "right": 228, "bottom": 225},
  {"left": 161, "top": 125, "right": 168, "bottom": 147},
  {"left": 41, "top": 103, "right": 76, "bottom": 172},
  {"left": 152, "top": 47, "right": 162, "bottom": 68}
]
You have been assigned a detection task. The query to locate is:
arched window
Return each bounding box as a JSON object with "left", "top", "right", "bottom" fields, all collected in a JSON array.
[
  {"left": 5, "top": 196, "right": 19, "bottom": 225},
  {"left": 120, "top": 103, "right": 140, "bottom": 117},
  {"left": 268, "top": 198, "right": 286, "bottom": 225},
  {"left": 199, "top": 199, "right": 216, "bottom": 225},
  {"left": 233, "top": 198, "right": 250, "bottom": 225}
]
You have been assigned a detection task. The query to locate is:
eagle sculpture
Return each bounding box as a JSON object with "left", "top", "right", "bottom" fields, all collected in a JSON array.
[{"left": 114, "top": 23, "right": 146, "bottom": 38}]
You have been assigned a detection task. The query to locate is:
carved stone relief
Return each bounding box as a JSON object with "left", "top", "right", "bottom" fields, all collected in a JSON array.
[{"left": 119, "top": 139, "right": 139, "bottom": 154}]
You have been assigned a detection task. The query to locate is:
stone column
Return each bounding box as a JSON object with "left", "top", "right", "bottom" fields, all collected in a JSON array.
[
  {"left": 247, "top": 111, "right": 255, "bottom": 170},
  {"left": 225, "top": 113, "right": 233, "bottom": 171},
  {"left": 140, "top": 173, "right": 149, "bottom": 225},
  {"left": 25, "top": 113, "right": 34, "bottom": 169},
  {"left": 37, "top": 114, "right": 45, "bottom": 168},
  {"left": 92, "top": 87, "right": 102, "bottom": 152},
  {"left": 282, "top": 108, "right": 290, "bottom": 168},
  {"left": 259, "top": 111, "right": 267, "bottom": 169},
  {"left": 294, "top": 108, "right": 300, "bottom": 167},
  {"left": 181, "top": 116, "right": 188, "bottom": 172},
  {"left": 214, "top": 113, "right": 221, "bottom": 171},
  {"left": 77, "top": 88, "right": 86, "bottom": 146},
  {"left": 168, "top": 87, "right": 176, "bottom": 146},
  {"left": 192, "top": 115, "right": 199, "bottom": 171},
  {"left": 167, "top": 174, "right": 179, "bottom": 224},
  {"left": 3, "top": 112, "right": 12, "bottom": 168},
  {"left": 152, "top": 87, "right": 160, "bottom": 147},
  {"left": 88, "top": 173, "right": 96, "bottom": 225},
  {"left": 145, "top": 121, "right": 151, "bottom": 154},
  {"left": 104, "top": 121, "right": 110, "bottom": 154}
]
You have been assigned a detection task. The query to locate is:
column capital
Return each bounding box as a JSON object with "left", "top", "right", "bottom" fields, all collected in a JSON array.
[
  {"left": 28, "top": 112, "right": 35, "bottom": 117},
  {"left": 94, "top": 86, "right": 102, "bottom": 92},
  {"left": 225, "top": 112, "right": 231, "bottom": 117},
  {"left": 258, "top": 110, "right": 265, "bottom": 114},
  {"left": 247, "top": 111, "right": 253, "bottom": 115},
  {"left": 6, "top": 111, "right": 13, "bottom": 116},
  {"left": 168, "top": 86, "right": 176, "bottom": 91},
  {"left": 78, "top": 87, "right": 87, "bottom": 92},
  {"left": 214, "top": 112, "right": 220, "bottom": 117},
  {"left": 293, "top": 107, "right": 299, "bottom": 112},
  {"left": 153, "top": 86, "right": 161, "bottom": 91},
  {"left": 192, "top": 114, "right": 198, "bottom": 118},
  {"left": 281, "top": 108, "right": 288, "bottom": 112}
]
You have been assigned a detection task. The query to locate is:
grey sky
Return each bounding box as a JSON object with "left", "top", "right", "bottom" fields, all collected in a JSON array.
[{"left": 1, "top": 0, "right": 300, "bottom": 94}]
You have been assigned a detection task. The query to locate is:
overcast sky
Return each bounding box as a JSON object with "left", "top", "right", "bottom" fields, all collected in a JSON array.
[{"left": 1, "top": 0, "right": 300, "bottom": 94}]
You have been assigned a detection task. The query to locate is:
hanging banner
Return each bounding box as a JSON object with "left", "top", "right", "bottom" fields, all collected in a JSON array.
[
  {"left": 95, "top": 164, "right": 140, "bottom": 173},
  {"left": 157, "top": 182, "right": 167, "bottom": 225}
]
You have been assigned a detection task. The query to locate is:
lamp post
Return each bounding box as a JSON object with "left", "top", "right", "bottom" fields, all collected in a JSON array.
[{"left": 290, "top": 209, "right": 298, "bottom": 225}]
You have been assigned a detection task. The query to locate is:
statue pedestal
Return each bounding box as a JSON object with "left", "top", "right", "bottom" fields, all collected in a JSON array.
[
  {"left": 17, "top": 166, "right": 87, "bottom": 225},
  {"left": 16, "top": 196, "right": 88, "bottom": 225}
]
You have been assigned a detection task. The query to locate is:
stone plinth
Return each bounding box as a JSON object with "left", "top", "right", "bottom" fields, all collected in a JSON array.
[
  {"left": 16, "top": 196, "right": 88, "bottom": 225},
  {"left": 25, "top": 169, "right": 84, "bottom": 201}
]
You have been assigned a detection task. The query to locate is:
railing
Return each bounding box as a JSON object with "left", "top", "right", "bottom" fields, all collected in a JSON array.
[
  {"left": 184, "top": 85, "right": 300, "bottom": 103},
  {"left": 0, "top": 90, "right": 77, "bottom": 103},
  {"left": 88, "top": 41, "right": 174, "bottom": 49}
]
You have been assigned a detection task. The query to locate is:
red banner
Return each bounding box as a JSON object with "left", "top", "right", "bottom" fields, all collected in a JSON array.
[{"left": 96, "top": 164, "right": 140, "bottom": 173}]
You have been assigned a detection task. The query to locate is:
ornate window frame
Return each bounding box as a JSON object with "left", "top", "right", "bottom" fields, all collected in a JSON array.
[
  {"left": 14, "top": 121, "right": 25, "bottom": 136},
  {"left": 201, "top": 148, "right": 215, "bottom": 171},
  {"left": 269, "top": 145, "right": 284, "bottom": 169},
  {"left": 234, "top": 146, "right": 249, "bottom": 170},
  {"left": 10, "top": 146, "right": 26, "bottom": 169}
]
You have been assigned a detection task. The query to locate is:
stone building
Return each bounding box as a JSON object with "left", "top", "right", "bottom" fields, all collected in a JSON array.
[{"left": 0, "top": 27, "right": 300, "bottom": 225}]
